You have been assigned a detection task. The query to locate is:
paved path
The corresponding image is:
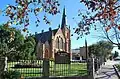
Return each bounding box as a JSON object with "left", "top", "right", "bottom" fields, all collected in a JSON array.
[{"left": 94, "top": 60, "right": 119, "bottom": 79}]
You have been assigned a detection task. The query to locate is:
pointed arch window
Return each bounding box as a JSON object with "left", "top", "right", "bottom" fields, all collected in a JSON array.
[
  {"left": 63, "top": 42, "right": 65, "bottom": 50},
  {"left": 59, "top": 37, "right": 63, "bottom": 49},
  {"left": 56, "top": 37, "right": 59, "bottom": 49},
  {"left": 61, "top": 38, "right": 63, "bottom": 49}
]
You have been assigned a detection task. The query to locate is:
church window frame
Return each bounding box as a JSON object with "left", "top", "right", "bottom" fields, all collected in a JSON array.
[
  {"left": 59, "top": 37, "right": 63, "bottom": 49},
  {"left": 56, "top": 37, "right": 59, "bottom": 49}
]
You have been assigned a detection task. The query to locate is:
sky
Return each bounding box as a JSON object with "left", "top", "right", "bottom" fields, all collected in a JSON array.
[{"left": 0, "top": 0, "right": 119, "bottom": 54}]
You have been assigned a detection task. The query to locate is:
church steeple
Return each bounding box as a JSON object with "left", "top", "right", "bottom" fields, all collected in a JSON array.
[{"left": 61, "top": 7, "right": 66, "bottom": 29}]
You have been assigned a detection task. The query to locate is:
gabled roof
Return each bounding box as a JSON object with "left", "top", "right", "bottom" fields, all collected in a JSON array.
[
  {"left": 52, "top": 29, "right": 58, "bottom": 35},
  {"left": 35, "top": 29, "right": 58, "bottom": 43},
  {"left": 35, "top": 31, "right": 52, "bottom": 43}
]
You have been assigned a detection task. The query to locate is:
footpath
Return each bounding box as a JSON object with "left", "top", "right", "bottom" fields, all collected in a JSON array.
[{"left": 94, "top": 60, "right": 119, "bottom": 79}]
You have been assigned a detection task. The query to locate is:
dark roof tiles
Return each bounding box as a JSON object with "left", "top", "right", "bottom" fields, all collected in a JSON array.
[{"left": 35, "top": 29, "right": 58, "bottom": 43}]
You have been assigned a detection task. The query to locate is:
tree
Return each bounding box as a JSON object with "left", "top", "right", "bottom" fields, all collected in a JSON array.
[
  {"left": 1, "top": 0, "right": 60, "bottom": 31},
  {"left": 20, "top": 35, "right": 36, "bottom": 60},
  {"left": 89, "top": 40, "right": 113, "bottom": 58},
  {"left": 0, "top": 25, "right": 24, "bottom": 61},
  {"left": 0, "top": 25, "right": 37, "bottom": 60},
  {"left": 113, "top": 51, "right": 119, "bottom": 58},
  {"left": 73, "top": 0, "right": 120, "bottom": 48}
]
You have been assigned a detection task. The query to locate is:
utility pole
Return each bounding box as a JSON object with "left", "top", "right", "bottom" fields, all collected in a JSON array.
[{"left": 85, "top": 39, "right": 88, "bottom": 61}]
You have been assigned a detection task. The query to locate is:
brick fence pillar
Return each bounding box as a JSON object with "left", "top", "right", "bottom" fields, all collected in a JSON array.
[{"left": 43, "top": 58, "right": 49, "bottom": 79}]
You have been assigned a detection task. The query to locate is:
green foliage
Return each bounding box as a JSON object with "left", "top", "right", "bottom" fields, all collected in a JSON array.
[
  {"left": 20, "top": 35, "right": 36, "bottom": 60},
  {"left": 2, "top": 70, "right": 21, "bottom": 79},
  {"left": 89, "top": 40, "right": 113, "bottom": 57},
  {"left": 49, "top": 57, "right": 55, "bottom": 61},
  {"left": 116, "top": 64, "right": 120, "bottom": 71},
  {"left": 113, "top": 51, "right": 119, "bottom": 58},
  {"left": 0, "top": 25, "right": 36, "bottom": 61},
  {"left": 0, "top": 25, "right": 24, "bottom": 60},
  {"left": 109, "top": 55, "right": 113, "bottom": 60}
]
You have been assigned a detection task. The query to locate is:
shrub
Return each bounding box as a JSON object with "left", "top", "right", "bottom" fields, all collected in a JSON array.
[
  {"left": 14, "top": 63, "right": 42, "bottom": 68},
  {"left": 49, "top": 58, "right": 55, "bottom": 61},
  {"left": 116, "top": 64, "right": 120, "bottom": 71},
  {"left": 2, "top": 70, "right": 21, "bottom": 79},
  {"left": 14, "top": 60, "right": 42, "bottom": 68}
]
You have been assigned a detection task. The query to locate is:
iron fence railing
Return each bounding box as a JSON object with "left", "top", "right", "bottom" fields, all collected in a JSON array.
[
  {"left": 49, "top": 60, "right": 87, "bottom": 77},
  {"left": 7, "top": 60, "right": 87, "bottom": 78},
  {"left": 7, "top": 60, "right": 43, "bottom": 77}
]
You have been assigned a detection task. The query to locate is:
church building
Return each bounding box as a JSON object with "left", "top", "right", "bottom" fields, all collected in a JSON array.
[{"left": 35, "top": 8, "right": 71, "bottom": 59}]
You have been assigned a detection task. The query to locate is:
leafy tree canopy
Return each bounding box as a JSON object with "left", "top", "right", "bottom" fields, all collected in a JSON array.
[
  {"left": 0, "top": 25, "right": 24, "bottom": 60},
  {"left": 89, "top": 40, "right": 113, "bottom": 58},
  {"left": 113, "top": 51, "right": 119, "bottom": 58},
  {"left": 0, "top": 25, "right": 36, "bottom": 60},
  {"left": 21, "top": 35, "right": 36, "bottom": 60}
]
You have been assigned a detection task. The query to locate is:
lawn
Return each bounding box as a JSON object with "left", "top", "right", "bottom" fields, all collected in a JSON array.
[{"left": 7, "top": 60, "right": 87, "bottom": 78}]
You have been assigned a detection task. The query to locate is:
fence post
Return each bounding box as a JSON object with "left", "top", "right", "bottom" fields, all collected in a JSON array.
[
  {"left": 87, "top": 57, "right": 95, "bottom": 79},
  {"left": 0, "top": 57, "right": 7, "bottom": 79},
  {"left": 4, "top": 57, "right": 7, "bottom": 71},
  {"left": 43, "top": 58, "right": 49, "bottom": 79},
  {"left": 54, "top": 63, "right": 56, "bottom": 75},
  {"left": 92, "top": 58, "right": 95, "bottom": 79}
]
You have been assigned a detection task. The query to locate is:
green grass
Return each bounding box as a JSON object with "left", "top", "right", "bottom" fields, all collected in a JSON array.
[
  {"left": 116, "top": 64, "right": 120, "bottom": 71},
  {"left": 7, "top": 60, "right": 87, "bottom": 78}
]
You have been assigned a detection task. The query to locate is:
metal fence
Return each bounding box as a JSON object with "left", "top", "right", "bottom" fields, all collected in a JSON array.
[
  {"left": 49, "top": 60, "right": 87, "bottom": 77},
  {"left": 7, "top": 60, "right": 87, "bottom": 78},
  {"left": 7, "top": 60, "right": 43, "bottom": 77}
]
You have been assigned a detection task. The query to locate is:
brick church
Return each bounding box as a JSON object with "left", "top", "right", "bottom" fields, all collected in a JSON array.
[{"left": 35, "top": 8, "right": 71, "bottom": 59}]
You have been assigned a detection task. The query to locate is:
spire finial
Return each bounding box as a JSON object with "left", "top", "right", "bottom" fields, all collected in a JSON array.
[{"left": 61, "top": 7, "right": 66, "bottom": 29}]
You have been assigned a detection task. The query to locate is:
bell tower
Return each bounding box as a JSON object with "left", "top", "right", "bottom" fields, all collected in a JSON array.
[{"left": 61, "top": 7, "right": 71, "bottom": 53}]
